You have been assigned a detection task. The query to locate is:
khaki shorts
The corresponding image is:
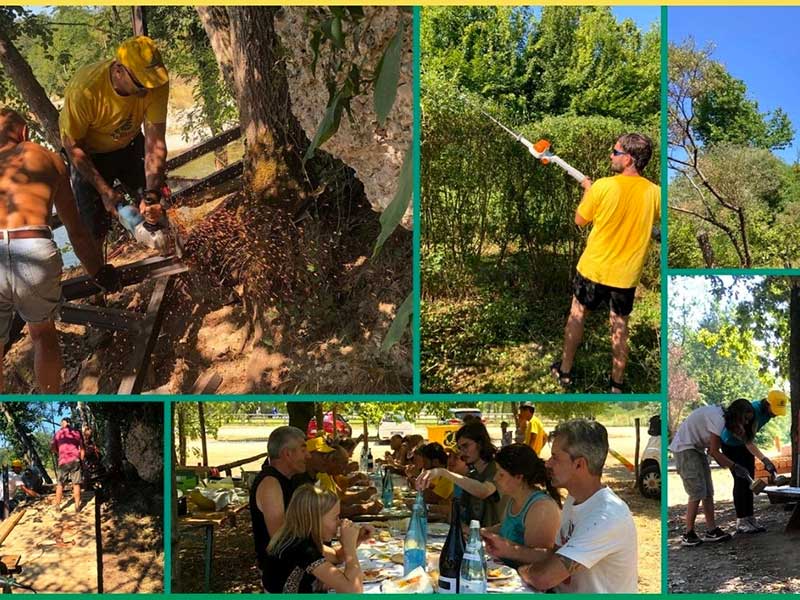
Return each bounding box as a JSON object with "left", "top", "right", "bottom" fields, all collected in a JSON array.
[
  {"left": 57, "top": 460, "right": 82, "bottom": 486},
  {"left": 675, "top": 448, "right": 713, "bottom": 501},
  {"left": 0, "top": 236, "right": 62, "bottom": 344}
]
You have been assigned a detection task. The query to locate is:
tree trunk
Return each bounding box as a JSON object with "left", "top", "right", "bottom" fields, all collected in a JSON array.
[
  {"left": 696, "top": 231, "right": 715, "bottom": 268},
  {"left": 170, "top": 401, "right": 180, "bottom": 591},
  {"left": 287, "top": 402, "right": 314, "bottom": 431},
  {"left": 0, "top": 403, "right": 52, "bottom": 484},
  {"left": 790, "top": 279, "right": 799, "bottom": 486},
  {"left": 76, "top": 402, "right": 94, "bottom": 429},
  {"left": 197, "top": 402, "right": 208, "bottom": 467},
  {"left": 177, "top": 403, "right": 187, "bottom": 466},
  {"left": 314, "top": 402, "right": 324, "bottom": 438},
  {"left": 195, "top": 7, "right": 236, "bottom": 92},
  {"left": 0, "top": 27, "right": 61, "bottom": 148}
]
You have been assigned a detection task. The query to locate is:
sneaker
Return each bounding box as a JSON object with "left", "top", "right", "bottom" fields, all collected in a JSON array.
[
  {"left": 736, "top": 518, "right": 759, "bottom": 534},
  {"left": 681, "top": 530, "right": 703, "bottom": 546},
  {"left": 746, "top": 516, "right": 766, "bottom": 532},
  {"left": 703, "top": 527, "right": 732, "bottom": 542}
]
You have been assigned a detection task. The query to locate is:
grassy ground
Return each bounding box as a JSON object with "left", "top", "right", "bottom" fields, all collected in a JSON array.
[{"left": 421, "top": 250, "right": 661, "bottom": 394}]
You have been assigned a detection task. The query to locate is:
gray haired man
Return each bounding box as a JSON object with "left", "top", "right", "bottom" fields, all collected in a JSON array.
[
  {"left": 249, "top": 426, "right": 307, "bottom": 576},
  {"left": 482, "top": 419, "right": 638, "bottom": 593}
]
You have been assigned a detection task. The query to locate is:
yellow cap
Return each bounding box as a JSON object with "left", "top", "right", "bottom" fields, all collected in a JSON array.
[
  {"left": 767, "top": 390, "right": 789, "bottom": 416},
  {"left": 306, "top": 437, "right": 335, "bottom": 453},
  {"left": 11, "top": 459, "right": 22, "bottom": 468},
  {"left": 116, "top": 36, "right": 168, "bottom": 89}
]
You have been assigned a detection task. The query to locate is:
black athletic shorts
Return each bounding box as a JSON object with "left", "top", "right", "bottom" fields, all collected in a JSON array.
[
  {"left": 573, "top": 271, "right": 636, "bottom": 317},
  {"left": 67, "top": 134, "right": 146, "bottom": 240}
]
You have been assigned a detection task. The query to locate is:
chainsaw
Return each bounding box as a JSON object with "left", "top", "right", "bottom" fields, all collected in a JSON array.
[{"left": 115, "top": 185, "right": 181, "bottom": 257}]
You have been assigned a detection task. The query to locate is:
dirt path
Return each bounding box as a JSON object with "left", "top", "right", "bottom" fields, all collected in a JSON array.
[
  {"left": 667, "top": 494, "right": 800, "bottom": 593},
  {"left": 0, "top": 492, "right": 163, "bottom": 594}
]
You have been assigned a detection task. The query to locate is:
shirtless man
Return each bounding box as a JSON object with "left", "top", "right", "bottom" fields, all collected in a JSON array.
[{"left": 0, "top": 108, "right": 118, "bottom": 393}]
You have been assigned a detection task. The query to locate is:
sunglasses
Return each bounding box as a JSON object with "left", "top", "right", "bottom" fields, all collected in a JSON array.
[
  {"left": 611, "top": 148, "right": 628, "bottom": 156},
  {"left": 122, "top": 65, "right": 146, "bottom": 91}
]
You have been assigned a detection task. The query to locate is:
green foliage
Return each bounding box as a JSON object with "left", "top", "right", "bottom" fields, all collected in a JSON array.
[
  {"left": 304, "top": 8, "right": 410, "bottom": 161},
  {"left": 694, "top": 71, "right": 794, "bottom": 151},
  {"left": 668, "top": 41, "right": 798, "bottom": 268},
  {"left": 536, "top": 402, "right": 608, "bottom": 422}
]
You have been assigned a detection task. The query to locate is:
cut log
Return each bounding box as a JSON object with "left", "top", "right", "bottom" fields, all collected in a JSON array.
[{"left": 0, "top": 510, "right": 25, "bottom": 546}]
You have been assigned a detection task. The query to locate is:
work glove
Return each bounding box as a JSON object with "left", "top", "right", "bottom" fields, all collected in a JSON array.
[
  {"left": 761, "top": 457, "right": 777, "bottom": 477},
  {"left": 92, "top": 264, "right": 122, "bottom": 293},
  {"left": 730, "top": 464, "right": 750, "bottom": 480}
]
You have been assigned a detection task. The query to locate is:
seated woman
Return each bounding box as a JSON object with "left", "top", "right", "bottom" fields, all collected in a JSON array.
[
  {"left": 264, "top": 484, "right": 369, "bottom": 593},
  {"left": 418, "top": 421, "right": 505, "bottom": 527},
  {"left": 483, "top": 444, "right": 561, "bottom": 565}
]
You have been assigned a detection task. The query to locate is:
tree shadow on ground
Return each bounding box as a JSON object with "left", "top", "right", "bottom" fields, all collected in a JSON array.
[
  {"left": 667, "top": 496, "right": 800, "bottom": 593},
  {"left": 421, "top": 250, "right": 661, "bottom": 393}
]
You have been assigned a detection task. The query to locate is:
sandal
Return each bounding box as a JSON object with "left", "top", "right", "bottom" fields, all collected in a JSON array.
[
  {"left": 610, "top": 377, "right": 626, "bottom": 394},
  {"left": 550, "top": 361, "right": 573, "bottom": 388}
]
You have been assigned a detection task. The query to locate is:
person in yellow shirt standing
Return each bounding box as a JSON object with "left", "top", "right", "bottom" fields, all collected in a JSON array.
[
  {"left": 551, "top": 133, "right": 660, "bottom": 394},
  {"left": 60, "top": 36, "right": 169, "bottom": 247},
  {"left": 517, "top": 402, "right": 547, "bottom": 456}
]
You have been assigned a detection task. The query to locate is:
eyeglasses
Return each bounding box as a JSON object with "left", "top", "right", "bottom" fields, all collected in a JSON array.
[
  {"left": 611, "top": 148, "right": 628, "bottom": 156},
  {"left": 122, "top": 65, "right": 146, "bottom": 91}
]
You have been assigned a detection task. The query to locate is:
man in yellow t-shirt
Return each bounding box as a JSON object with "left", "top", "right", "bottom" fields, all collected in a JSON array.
[
  {"left": 516, "top": 402, "right": 546, "bottom": 455},
  {"left": 60, "top": 36, "right": 169, "bottom": 246},
  {"left": 551, "top": 133, "right": 660, "bottom": 394}
]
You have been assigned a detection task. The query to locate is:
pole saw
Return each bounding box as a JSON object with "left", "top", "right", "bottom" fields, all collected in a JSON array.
[{"left": 474, "top": 106, "right": 587, "bottom": 184}]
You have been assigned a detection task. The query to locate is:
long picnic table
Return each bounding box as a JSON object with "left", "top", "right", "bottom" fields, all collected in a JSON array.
[{"left": 347, "top": 476, "right": 533, "bottom": 593}]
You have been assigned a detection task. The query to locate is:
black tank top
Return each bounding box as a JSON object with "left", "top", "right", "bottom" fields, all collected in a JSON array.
[{"left": 250, "top": 465, "right": 296, "bottom": 567}]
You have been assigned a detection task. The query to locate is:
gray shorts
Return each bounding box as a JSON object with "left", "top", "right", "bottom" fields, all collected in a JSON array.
[
  {"left": 0, "top": 236, "right": 63, "bottom": 345},
  {"left": 57, "top": 460, "right": 82, "bottom": 486},
  {"left": 675, "top": 448, "right": 713, "bottom": 501}
]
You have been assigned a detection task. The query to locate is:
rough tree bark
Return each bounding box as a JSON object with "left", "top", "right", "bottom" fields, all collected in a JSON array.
[
  {"left": 0, "top": 403, "right": 52, "bottom": 484},
  {"left": 104, "top": 412, "right": 124, "bottom": 477},
  {"left": 790, "top": 279, "right": 799, "bottom": 486},
  {"left": 0, "top": 27, "right": 60, "bottom": 148}
]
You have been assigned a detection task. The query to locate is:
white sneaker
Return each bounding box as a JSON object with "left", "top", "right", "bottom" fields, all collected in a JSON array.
[
  {"left": 736, "top": 518, "right": 759, "bottom": 534},
  {"left": 746, "top": 516, "right": 766, "bottom": 532}
]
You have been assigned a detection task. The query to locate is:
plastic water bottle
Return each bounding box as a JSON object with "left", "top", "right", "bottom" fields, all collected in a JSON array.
[
  {"left": 404, "top": 502, "right": 427, "bottom": 575},
  {"left": 413, "top": 491, "right": 428, "bottom": 541},
  {"left": 359, "top": 448, "right": 368, "bottom": 473},
  {"left": 459, "top": 520, "right": 487, "bottom": 593},
  {"left": 381, "top": 467, "right": 394, "bottom": 507}
]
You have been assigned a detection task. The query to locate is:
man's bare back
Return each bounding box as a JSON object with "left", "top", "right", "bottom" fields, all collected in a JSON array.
[{"left": 0, "top": 141, "right": 64, "bottom": 229}]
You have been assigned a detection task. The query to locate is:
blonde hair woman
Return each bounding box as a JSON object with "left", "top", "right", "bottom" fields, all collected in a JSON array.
[{"left": 264, "top": 484, "right": 366, "bottom": 593}]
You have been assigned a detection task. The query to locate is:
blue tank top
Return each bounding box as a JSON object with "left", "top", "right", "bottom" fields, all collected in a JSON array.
[{"left": 499, "top": 489, "right": 549, "bottom": 545}]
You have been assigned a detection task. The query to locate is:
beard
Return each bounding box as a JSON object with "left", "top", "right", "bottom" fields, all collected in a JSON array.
[{"left": 610, "top": 161, "right": 624, "bottom": 173}]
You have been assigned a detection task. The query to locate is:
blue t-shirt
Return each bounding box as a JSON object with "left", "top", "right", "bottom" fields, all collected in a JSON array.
[{"left": 720, "top": 399, "right": 772, "bottom": 446}]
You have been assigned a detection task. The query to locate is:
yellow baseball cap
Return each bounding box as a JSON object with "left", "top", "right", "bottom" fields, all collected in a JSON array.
[
  {"left": 767, "top": 390, "right": 789, "bottom": 416},
  {"left": 306, "top": 437, "right": 335, "bottom": 453},
  {"left": 11, "top": 459, "right": 22, "bottom": 468},
  {"left": 116, "top": 36, "right": 168, "bottom": 89}
]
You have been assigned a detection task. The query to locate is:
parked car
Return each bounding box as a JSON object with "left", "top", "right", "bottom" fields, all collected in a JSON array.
[
  {"left": 446, "top": 408, "right": 484, "bottom": 424},
  {"left": 638, "top": 415, "right": 661, "bottom": 499},
  {"left": 307, "top": 412, "right": 352, "bottom": 438},
  {"left": 378, "top": 414, "right": 415, "bottom": 442}
]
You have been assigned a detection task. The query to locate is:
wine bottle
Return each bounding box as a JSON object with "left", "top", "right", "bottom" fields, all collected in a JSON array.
[{"left": 438, "top": 496, "right": 465, "bottom": 594}]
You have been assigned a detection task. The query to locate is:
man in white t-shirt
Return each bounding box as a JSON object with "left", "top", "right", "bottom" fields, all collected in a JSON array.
[
  {"left": 482, "top": 419, "right": 637, "bottom": 593},
  {"left": 669, "top": 400, "right": 754, "bottom": 547}
]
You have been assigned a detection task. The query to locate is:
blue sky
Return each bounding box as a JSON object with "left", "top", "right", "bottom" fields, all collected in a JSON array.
[
  {"left": 611, "top": 6, "right": 660, "bottom": 32},
  {"left": 669, "top": 7, "right": 800, "bottom": 163}
]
